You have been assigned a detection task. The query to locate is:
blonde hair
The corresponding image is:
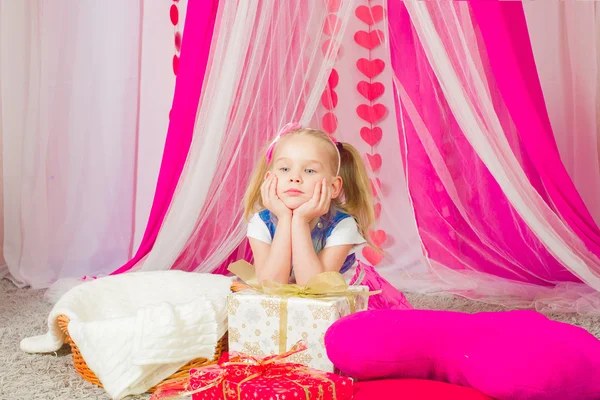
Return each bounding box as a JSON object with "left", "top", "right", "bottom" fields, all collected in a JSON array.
[{"left": 243, "top": 128, "right": 378, "bottom": 249}]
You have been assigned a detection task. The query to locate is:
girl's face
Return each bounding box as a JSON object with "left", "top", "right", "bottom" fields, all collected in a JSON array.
[{"left": 267, "top": 134, "right": 341, "bottom": 210}]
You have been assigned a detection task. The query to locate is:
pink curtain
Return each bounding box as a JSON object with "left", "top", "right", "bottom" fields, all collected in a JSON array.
[
  {"left": 469, "top": 0, "right": 600, "bottom": 258},
  {"left": 111, "top": 0, "right": 219, "bottom": 275},
  {"left": 388, "top": 0, "right": 580, "bottom": 288}
]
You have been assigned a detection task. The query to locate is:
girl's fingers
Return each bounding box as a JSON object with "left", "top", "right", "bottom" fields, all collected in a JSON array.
[
  {"left": 320, "top": 180, "right": 330, "bottom": 210},
  {"left": 270, "top": 176, "right": 277, "bottom": 199},
  {"left": 262, "top": 177, "right": 271, "bottom": 204},
  {"left": 313, "top": 179, "right": 323, "bottom": 203},
  {"left": 261, "top": 180, "right": 267, "bottom": 199},
  {"left": 316, "top": 180, "right": 324, "bottom": 204}
]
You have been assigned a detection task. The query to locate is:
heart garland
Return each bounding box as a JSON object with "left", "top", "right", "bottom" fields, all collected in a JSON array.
[
  {"left": 354, "top": 1, "right": 389, "bottom": 265},
  {"left": 321, "top": 6, "right": 341, "bottom": 137},
  {"left": 171, "top": 1, "right": 181, "bottom": 75}
]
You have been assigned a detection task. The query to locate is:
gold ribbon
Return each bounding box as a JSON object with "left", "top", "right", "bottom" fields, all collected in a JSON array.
[
  {"left": 228, "top": 260, "right": 380, "bottom": 352},
  {"left": 228, "top": 260, "right": 364, "bottom": 297}
]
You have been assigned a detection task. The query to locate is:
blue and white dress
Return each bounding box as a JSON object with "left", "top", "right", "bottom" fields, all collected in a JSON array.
[
  {"left": 247, "top": 208, "right": 366, "bottom": 277},
  {"left": 246, "top": 208, "right": 413, "bottom": 310}
]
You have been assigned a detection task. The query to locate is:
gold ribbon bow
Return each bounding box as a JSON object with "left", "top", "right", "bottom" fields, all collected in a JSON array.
[
  {"left": 228, "top": 260, "right": 380, "bottom": 353},
  {"left": 228, "top": 260, "right": 368, "bottom": 297}
]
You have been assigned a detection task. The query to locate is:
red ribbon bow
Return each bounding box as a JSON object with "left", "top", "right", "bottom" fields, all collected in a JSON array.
[{"left": 150, "top": 341, "right": 326, "bottom": 400}]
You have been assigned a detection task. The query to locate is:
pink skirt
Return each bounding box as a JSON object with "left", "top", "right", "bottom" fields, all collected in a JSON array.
[{"left": 349, "top": 261, "right": 413, "bottom": 310}]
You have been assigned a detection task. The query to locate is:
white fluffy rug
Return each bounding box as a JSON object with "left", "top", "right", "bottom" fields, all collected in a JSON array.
[{"left": 1, "top": 278, "right": 599, "bottom": 400}]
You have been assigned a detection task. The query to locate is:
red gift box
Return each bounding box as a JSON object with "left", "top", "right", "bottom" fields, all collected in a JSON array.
[{"left": 150, "top": 342, "right": 353, "bottom": 400}]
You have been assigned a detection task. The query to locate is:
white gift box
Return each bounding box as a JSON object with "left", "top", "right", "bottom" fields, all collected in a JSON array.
[{"left": 227, "top": 286, "right": 368, "bottom": 372}]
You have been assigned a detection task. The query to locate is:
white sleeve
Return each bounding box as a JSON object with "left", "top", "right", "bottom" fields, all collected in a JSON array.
[
  {"left": 247, "top": 213, "right": 272, "bottom": 245},
  {"left": 323, "top": 217, "right": 366, "bottom": 251}
]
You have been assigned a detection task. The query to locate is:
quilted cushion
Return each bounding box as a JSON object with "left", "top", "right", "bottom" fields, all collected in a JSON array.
[{"left": 326, "top": 309, "right": 600, "bottom": 400}]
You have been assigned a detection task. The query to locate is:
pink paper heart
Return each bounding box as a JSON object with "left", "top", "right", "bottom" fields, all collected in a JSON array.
[
  {"left": 356, "top": 58, "right": 385, "bottom": 79},
  {"left": 174, "top": 32, "right": 182, "bottom": 52},
  {"left": 356, "top": 104, "right": 388, "bottom": 124},
  {"left": 362, "top": 246, "right": 384, "bottom": 265},
  {"left": 360, "top": 127, "right": 382, "bottom": 146},
  {"left": 323, "top": 14, "right": 341, "bottom": 36},
  {"left": 322, "top": 39, "right": 341, "bottom": 58},
  {"left": 326, "top": 0, "right": 341, "bottom": 12},
  {"left": 369, "top": 230, "right": 387, "bottom": 247},
  {"left": 354, "top": 30, "right": 384, "bottom": 50},
  {"left": 357, "top": 81, "right": 385, "bottom": 101},
  {"left": 355, "top": 5, "right": 384, "bottom": 25},
  {"left": 321, "top": 88, "right": 338, "bottom": 110},
  {"left": 366, "top": 153, "right": 382, "bottom": 172},
  {"left": 172, "top": 55, "right": 179, "bottom": 75},
  {"left": 170, "top": 4, "right": 179, "bottom": 25},
  {"left": 374, "top": 203, "right": 382, "bottom": 220},
  {"left": 329, "top": 69, "right": 339, "bottom": 89},
  {"left": 322, "top": 113, "right": 338, "bottom": 134},
  {"left": 371, "top": 178, "right": 381, "bottom": 196}
]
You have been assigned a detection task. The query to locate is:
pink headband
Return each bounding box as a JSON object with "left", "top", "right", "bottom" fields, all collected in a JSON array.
[{"left": 265, "top": 122, "right": 342, "bottom": 176}]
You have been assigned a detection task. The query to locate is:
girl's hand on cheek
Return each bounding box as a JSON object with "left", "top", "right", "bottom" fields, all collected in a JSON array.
[
  {"left": 261, "top": 176, "right": 292, "bottom": 219},
  {"left": 293, "top": 179, "right": 331, "bottom": 223}
]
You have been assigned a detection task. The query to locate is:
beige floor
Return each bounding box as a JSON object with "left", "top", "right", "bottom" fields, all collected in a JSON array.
[{"left": 2, "top": 278, "right": 599, "bottom": 400}]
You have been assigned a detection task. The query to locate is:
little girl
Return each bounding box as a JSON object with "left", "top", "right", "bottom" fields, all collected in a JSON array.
[{"left": 243, "top": 123, "right": 412, "bottom": 310}]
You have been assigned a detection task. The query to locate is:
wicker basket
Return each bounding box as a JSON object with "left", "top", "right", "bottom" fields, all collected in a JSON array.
[{"left": 57, "top": 282, "right": 248, "bottom": 393}]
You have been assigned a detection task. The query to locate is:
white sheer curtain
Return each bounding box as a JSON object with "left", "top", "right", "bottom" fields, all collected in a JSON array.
[
  {"left": 12, "top": 0, "right": 600, "bottom": 315},
  {"left": 137, "top": 0, "right": 358, "bottom": 273},
  {"left": 0, "top": 0, "right": 180, "bottom": 288},
  {"left": 324, "top": 0, "right": 427, "bottom": 286},
  {"left": 523, "top": 1, "right": 600, "bottom": 226}
]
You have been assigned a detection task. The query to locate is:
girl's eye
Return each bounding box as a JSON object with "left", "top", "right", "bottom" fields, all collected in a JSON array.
[
  {"left": 305, "top": 169, "right": 317, "bottom": 174},
  {"left": 279, "top": 167, "right": 290, "bottom": 172}
]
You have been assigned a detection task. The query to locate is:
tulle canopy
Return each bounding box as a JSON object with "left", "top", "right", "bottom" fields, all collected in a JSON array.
[{"left": 4, "top": 0, "right": 600, "bottom": 314}]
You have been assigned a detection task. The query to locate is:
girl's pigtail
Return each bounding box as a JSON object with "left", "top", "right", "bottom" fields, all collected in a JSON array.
[{"left": 336, "top": 142, "right": 379, "bottom": 251}]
